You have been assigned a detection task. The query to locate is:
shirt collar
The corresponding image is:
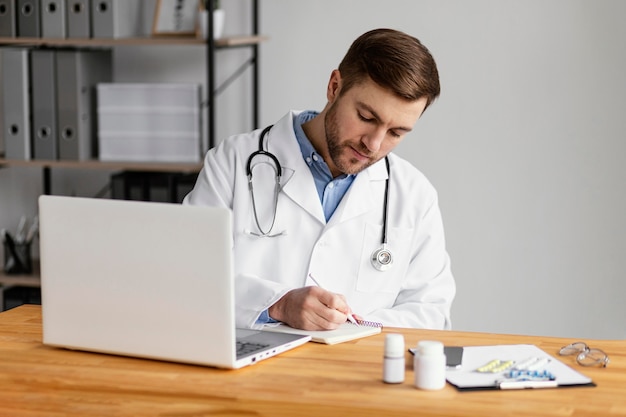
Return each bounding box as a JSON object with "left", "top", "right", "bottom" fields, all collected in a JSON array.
[
  {"left": 293, "top": 110, "right": 319, "bottom": 161},
  {"left": 293, "top": 110, "right": 354, "bottom": 181}
]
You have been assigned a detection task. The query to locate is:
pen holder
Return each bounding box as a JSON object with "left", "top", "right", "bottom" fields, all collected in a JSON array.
[{"left": 3, "top": 240, "right": 33, "bottom": 275}]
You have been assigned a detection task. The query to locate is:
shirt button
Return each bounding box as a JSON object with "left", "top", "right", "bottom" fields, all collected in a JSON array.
[
  {"left": 312, "top": 154, "right": 319, "bottom": 162},
  {"left": 328, "top": 182, "right": 335, "bottom": 189}
]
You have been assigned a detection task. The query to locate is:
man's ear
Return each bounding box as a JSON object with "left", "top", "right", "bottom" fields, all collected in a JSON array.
[{"left": 326, "top": 69, "right": 342, "bottom": 103}]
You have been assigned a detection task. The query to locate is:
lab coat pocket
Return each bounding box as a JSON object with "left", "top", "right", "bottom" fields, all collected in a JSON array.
[{"left": 356, "top": 223, "right": 413, "bottom": 294}]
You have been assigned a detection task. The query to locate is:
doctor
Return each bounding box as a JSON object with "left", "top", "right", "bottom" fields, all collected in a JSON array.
[{"left": 184, "top": 28, "right": 455, "bottom": 331}]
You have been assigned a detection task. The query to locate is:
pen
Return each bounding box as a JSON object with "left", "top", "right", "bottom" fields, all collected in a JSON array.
[
  {"left": 498, "top": 380, "right": 558, "bottom": 390},
  {"left": 25, "top": 216, "right": 39, "bottom": 244},
  {"left": 15, "top": 215, "right": 27, "bottom": 243},
  {"left": 307, "top": 273, "right": 359, "bottom": 326}
]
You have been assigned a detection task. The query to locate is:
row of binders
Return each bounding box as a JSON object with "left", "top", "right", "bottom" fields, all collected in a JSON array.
[
  {"left": 0, "top": 0, "right": 143, "bottom": 39},
  {"left": 1, "top": 47, "right": 112, "bottom": 160}
]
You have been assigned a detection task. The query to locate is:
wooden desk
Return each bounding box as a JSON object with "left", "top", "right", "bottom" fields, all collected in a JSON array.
[{"left": 1, "top": 305, "right": 624, "bottom": 417}]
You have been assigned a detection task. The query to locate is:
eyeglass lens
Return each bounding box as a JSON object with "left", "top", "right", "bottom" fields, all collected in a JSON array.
[
  {"left": 559, "top": 342, "right": 609, "bottom": 367},
  {"left": 559, "top": 342, "right": 588, "bottom": 356}
]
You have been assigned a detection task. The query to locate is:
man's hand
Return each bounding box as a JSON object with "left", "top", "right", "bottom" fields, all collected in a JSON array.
[{"left": 268, "top": 286, "right": 354, "bottom": 330}]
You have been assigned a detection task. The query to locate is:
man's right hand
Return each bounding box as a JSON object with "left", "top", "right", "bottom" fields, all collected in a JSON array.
[{"left": 267, "top": 286, "right": 354, "bottom": 330}]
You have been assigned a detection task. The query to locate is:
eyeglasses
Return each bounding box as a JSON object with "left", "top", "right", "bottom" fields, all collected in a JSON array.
[{"left": 559, "top": 342, "right": 610, "bottom": 367}]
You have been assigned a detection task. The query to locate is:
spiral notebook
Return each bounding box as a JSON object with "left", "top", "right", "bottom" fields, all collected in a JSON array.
[{"left": 263, "top": 320, "right": 383, "bottom": 345}]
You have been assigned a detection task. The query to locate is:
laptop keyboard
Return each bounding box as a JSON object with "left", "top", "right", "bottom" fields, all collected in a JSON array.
[{"left": 236, "top": 340, "right": 270, "bottom": 358}]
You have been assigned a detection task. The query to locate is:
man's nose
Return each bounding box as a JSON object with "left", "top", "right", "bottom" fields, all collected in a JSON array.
[{"left": 361, "top": 127, "right": 386, "bottom": 153}]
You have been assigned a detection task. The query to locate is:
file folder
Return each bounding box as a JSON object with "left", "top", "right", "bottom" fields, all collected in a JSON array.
[
  {"left": 41, "top": 0, "right": 66, "bottom": 38},
  {"left": 1, "top": 48, "right": 31, "bottom": 160},
  {"left": 31, "top": 50, "right": 58, "bottom": 160},
  {"left": 56, "top": 49, "right": 112, "bottom": 160},
  {"left": 91, "top": 0, "right": 142, "bottom": 38},
  {"left": 65, "top": 0, "right": 90, "bottom": 38},
  {"left": 0, "top": 0, "right": 17, "bottom": 37},
  {"left": 17, "top": 0, "right": 40, "bottom": 37}
]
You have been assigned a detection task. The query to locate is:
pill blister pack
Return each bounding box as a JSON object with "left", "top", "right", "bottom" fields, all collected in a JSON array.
[{"left": 475, "top": 356, "right": 552, "bottom": 374}]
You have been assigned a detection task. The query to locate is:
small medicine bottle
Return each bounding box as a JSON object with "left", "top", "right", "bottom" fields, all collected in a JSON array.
[
  {"left": 413, "top": 340, "right": 446, "bottom": 390},
  {"left": 383, "top": 333, "right": 405, "bottom": 383}
]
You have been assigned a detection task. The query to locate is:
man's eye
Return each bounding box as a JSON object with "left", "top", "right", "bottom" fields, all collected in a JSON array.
[{"left": 358, "top": 113, "right": 373, "bottom": 122}]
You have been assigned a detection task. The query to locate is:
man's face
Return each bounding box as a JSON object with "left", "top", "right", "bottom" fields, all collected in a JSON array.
[{"left": 323, "top": 72, "right": 428, "bottom": 176}]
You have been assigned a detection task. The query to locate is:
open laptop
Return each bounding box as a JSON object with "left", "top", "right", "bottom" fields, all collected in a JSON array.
[{"left": 38, "top": 195, "right": 310, "bottom": 369}]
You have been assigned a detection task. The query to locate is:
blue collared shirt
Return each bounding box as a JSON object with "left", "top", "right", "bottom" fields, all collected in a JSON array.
[
  {"left": 256, "top": 111, "right": 356, "bottom": 324},
  {"left": 293, "top": 111, "right": 356, "bottom": 222}
]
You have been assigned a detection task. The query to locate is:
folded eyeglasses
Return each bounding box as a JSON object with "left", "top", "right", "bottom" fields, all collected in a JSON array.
[{"left": 559, "top": 342, "right": 610, "bottom": 367}]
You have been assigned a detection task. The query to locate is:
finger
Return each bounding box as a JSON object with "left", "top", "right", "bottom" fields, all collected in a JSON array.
[{"left": 317, "top": 290, "right": 350, "bottom": 315}]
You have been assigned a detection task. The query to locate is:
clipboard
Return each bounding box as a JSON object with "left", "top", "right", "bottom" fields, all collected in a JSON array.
[{"left": 445, "top": 344, "right": 596, "bottom": 391}]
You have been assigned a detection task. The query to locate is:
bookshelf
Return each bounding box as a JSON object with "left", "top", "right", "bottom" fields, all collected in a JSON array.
[
  {"left": 0, "top": 1, "right": 264, "bottom": 308},
  {"left": 0, "top": 0, "right": 264, "bottom": 192}
]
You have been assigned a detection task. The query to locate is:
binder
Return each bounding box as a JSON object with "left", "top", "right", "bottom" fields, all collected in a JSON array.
[
  {"left": 41, "top": 0, "right": 66, "bottom": 38},
  {"left": 0, "top": 0, "right": 17, "bottom": 37},
  {"left": 65, "top": 0, "right": 90, "bottom": 38},
  {"left": 90, "top": 0, "right": 142, "bottom": 39},
  {"left": 1, "top": 48, "right": 31, "bottom": 160},
  {"left": 16, "top": 0, "right": 40, "bottom": 37},
  {"left": 31, "top": 50, "right": 58, "bottom": 160},
  {"left": 55, "top": 49, "right": 112, "bottom": 160}
]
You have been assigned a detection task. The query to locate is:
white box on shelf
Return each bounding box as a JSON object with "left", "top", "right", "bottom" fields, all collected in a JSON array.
[
  {"left": 98, "top": 132, "right": 200, "bottom": 163},
  {"left": 97, "top": 108, "right": 200, "bottom": 134},
  {"left": 97, "top": 83, "right": 201, "bottom": 109},
  {"left": 96, "top": 83, "right": 202, "bottom": 163}
]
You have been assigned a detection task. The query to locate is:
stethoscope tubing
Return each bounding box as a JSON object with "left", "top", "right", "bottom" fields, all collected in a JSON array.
[{"left": 246, "top": 124, "right": 393, "bottom": 270}]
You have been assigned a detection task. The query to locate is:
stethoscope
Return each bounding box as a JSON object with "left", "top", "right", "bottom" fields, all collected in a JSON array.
[{"left": 246, "top": 125, "right": 393, "bottom": 271}]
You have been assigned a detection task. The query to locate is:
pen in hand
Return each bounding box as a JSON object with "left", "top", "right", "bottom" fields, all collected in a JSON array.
[{"left": 307, "top": 273, "right": 359, "bottom": 326}]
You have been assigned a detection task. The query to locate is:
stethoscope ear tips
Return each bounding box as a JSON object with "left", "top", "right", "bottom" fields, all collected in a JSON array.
[{"left": 371, "top": 246, "right": 393, "bottom": 272}]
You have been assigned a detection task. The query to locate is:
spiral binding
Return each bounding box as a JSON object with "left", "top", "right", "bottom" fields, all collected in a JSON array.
[{"left": 355, "top": 319, "right": 384, "bottom": 328}]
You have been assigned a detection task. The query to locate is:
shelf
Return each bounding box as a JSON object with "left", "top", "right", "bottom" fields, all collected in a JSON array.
[
  {"left": 0, "top": 158, "right": 202, "bottom": 173},
  {"left": 0, "top": 35, "right": 267, "bottom": 48},
  {"left": 1, "top": 0, "right": 258, "bottom": 201}
]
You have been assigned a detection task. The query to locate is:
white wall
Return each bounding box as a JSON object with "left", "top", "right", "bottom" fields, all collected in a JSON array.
[
  {"left": 2, "top": 1, "right": 624, "bottom": 340},
  {"left": 259, "top": 0, "right": 626, "bottom": 340}
]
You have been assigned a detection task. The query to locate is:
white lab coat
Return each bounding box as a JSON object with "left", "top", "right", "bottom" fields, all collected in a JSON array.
[{"left": 184, "top": 111, "right": 455, "bottom": 329}]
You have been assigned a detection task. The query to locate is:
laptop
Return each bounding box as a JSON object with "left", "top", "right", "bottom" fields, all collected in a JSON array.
[{"left": 38, "top": 195, "right": 310, "bottom": 369}]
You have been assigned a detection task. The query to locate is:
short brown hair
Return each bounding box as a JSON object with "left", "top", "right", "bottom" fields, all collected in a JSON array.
[{"left": 338, "top": 28, "right": 440, "bottom": 110}]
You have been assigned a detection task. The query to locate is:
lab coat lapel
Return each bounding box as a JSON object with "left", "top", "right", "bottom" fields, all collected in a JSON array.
[
  {"left": 328, "top": 158, "right": 389, "bottom": 226},
  {"left": 268, "top": 112, "right": 326, "bottom": 224},
  {"left": 281, "top": 165, "right": 325, "bottom": 223}
]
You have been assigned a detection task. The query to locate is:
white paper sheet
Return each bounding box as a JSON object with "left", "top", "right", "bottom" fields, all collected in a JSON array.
[{"left": 445, "top": 344, "right": 593, "bottom": 390}]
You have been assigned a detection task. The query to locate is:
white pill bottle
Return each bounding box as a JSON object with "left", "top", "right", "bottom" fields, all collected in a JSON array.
[
  {"left": 413, "top": 340, "right": 446, "bottom": 390},
  {"left": 383, "top": 333, "right": 405, "bottom": 383}
]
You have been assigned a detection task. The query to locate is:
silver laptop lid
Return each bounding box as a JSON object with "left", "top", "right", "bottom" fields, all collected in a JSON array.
[{"left": 39, "top": 195, "right": 239, "bottom": 368}]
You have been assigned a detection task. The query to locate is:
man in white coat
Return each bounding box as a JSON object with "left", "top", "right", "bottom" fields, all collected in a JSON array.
[{"left": 184, "top": 28, "right": 456, "bottom": 331}]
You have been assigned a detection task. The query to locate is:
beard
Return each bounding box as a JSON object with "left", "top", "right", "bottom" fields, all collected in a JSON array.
[{"left": 324, "top": 102, "right": 377, "bottom": 175}]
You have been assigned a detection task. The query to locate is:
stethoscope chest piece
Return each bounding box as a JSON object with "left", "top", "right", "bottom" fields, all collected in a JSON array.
[{"left": 371, "top": 244, "right": 393, "bottom": 271}]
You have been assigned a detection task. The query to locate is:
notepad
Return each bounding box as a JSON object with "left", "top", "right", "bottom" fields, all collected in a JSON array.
[{"left": 264, "top": 320, "right": 383, "bottom": 345}]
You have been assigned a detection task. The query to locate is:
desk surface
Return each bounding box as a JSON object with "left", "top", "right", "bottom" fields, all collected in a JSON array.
[{"left": 1, "top": 305, "right": 624, "bottom": 417}]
